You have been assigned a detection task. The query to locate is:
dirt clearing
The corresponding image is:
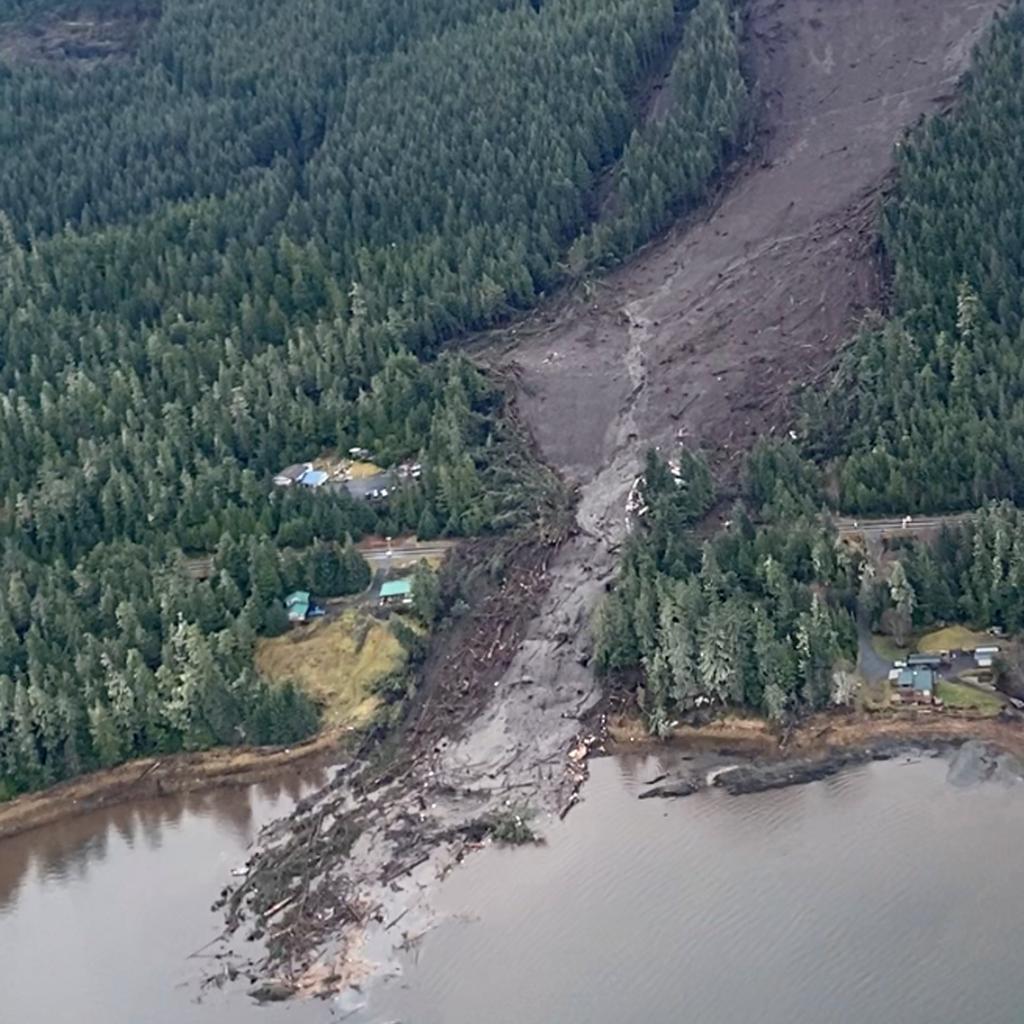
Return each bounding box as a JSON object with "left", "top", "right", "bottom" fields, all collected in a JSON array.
[{"left": 0, "top": 4, "right": 159, "bottom": 68}]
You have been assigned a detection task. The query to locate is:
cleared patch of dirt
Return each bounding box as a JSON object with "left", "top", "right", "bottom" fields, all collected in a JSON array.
[
  {"left": 0, "top": 4, "right": 158, "bottom": 68},
  {"left": 492, "top": 0, "right": 1001, "bottom": 483}
]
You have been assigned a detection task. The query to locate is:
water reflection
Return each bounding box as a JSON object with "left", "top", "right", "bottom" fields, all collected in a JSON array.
[
  {"left": 0, "top": 770, "right": 325, "bottom": 915},
  {"left": 0, "top": 767, "right": 329, "bottom": 1024}
]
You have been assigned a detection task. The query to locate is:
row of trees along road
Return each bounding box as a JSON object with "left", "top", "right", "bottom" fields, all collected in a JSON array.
[
  {"left": 875, "top": 504, "right": 1024, "bottom": 639},
  {"left": 0, "top": 0, "right": 749, "bottom": 794}
]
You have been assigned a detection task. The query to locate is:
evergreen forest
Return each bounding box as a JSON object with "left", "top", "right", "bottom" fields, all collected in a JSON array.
[
  {"left": 594, "top": 446, "right": 857, "bottom": 731},
  {"left": 599, "top": 5, "right": 1024, "bottom": 731},
  {"left": 0, "top": 0, "right": 749, "bottom": 794},
  {"left": 805, "top": 5, "right": 1024, "bottom": 513}
]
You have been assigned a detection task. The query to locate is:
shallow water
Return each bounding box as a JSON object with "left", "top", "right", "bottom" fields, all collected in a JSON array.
[{"left": 2, "top": 754, "right": 1022, "bottom": 1024}]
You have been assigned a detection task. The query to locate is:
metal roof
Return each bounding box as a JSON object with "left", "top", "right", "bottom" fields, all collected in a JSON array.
[
  {"left": 380, "top": 579, "right": 412, "bottom": 598},
  {"left": 300, "top": 469, "right": 329, "bottom": 487},
  {"left": 898, "top": 666, "right": 934, "bottom": 692},
  {"left": 285, "top": 590, "right": 311, "bottom": 607}
]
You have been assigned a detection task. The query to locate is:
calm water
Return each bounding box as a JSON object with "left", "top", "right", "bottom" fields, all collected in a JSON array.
[
  {"left": 0, "top": 771, "right": 329, "bottom": 1024},
  {"left": 2, "top": 755, "right": 1023, "bottom": 1024}
]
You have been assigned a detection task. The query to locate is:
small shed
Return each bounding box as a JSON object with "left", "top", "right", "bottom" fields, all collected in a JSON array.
[
  {"left": 285, "top": 590, "right": 311, "bottom": 622},
  {"left": 974, "top": 646, "right": 1000, "bottom": 669},
  {"left": 379, "top": 579, "right": 413, "bottom": 607}
]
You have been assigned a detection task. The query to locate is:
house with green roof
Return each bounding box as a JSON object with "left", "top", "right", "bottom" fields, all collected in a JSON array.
[
  {"left": 379, "top": 578, "right": 413, "bottom": 608},
  {"left": 285, "top": 590, "right": 312, "bottom": 622},
  {"left": 896, "top": 665, "right": 935, "bottom": 704}
]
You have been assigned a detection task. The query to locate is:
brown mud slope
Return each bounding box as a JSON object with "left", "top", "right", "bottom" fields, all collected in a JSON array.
[
  {"left": 461, "top": 0, "right": 1001, "bottom": 816},
  {"left": 218, "top": 0, "right": 1002, "bottom": 992},
  {"left": 497, "top": 0, "right": 998, "bottom": 481}
]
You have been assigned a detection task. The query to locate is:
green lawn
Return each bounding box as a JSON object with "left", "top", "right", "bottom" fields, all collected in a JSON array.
[{"left": 935, "top": 679, "right": 1004, "bottom": 714}]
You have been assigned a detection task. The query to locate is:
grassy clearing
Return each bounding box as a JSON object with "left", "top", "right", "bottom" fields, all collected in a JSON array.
[
  {"left": 256, "top": 609, "right": 405, "bottom": 727},
  {"left": 917, "top": 625, "right": 989, "bottom": 653},
  {"left": 872, "top": 634, "right": 909, "bottom": 662},
  {"left": 935, "top": 679, "right": 1003, "bottom": 714},
  {"left": 346, "top": 460, "right": 383, "bottom": 479}
]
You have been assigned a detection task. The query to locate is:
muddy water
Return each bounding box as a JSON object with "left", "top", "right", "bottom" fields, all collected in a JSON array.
[
  {"left": 361, "top": 754, "right": 1024, "bottom": 1024},
  {"left": 2, "top": 755, "right": 1022, "bottom": 1024},
  {"left": 0, "top": 772, "right": 329, "bottom": 1024}
]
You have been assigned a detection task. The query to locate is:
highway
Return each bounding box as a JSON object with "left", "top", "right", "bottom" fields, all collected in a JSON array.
[
  {"left": 834, "top": 514, "right": 971, "bottom": 540},
  {"left": 359, "top": 542, "right": 455, "bottom": 565}
]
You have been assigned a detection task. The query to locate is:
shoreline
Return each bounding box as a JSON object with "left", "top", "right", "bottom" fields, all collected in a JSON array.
[
  {"left": 0, "top": 729, "right": 346, "bottom": 841},
  {"left": 609, "top": 708, "right": 1024, "bottom": 757},
  {"left": 606, "top": 709, "right": 1024, "bottom": 796},
  {"left": 5, "top": 706, "right": 1021, "bottom": 842}
]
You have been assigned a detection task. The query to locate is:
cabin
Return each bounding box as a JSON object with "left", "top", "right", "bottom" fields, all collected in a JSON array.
[
  {"left": 284, "top": 590, "right": 323, "bottom": 623},
  {"left": 273, "top": 463, "right": 329, "bottom": 489},
  {"left": 274, "top": 462, "right": 313, "bottom": 487},
  {"left": 285, "top": 591, "right": 311, "bottom": 622},
  {"left": 379, "top": 578, "right": 413, "bottom": 608},
  {"left": 896, "top": 665, "right": 935, "bottom": 704}
]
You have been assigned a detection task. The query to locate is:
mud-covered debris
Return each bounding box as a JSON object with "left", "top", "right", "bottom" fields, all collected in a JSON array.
[
  {"left": 248, "top": 980, "right": 295, "bottom": 1003},
  {"left": 638, "top": 777, "right": 702, "bottom": 799}
]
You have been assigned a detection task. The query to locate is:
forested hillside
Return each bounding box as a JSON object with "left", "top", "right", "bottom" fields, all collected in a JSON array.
[
  {"left": 598, "top": 5, "right": 1024, "bottom": 734},
  {"left": 594, "top": 447, "right": 856, "bottom": 732},
  {"left": 0, "top": 0, "right": 749, "bottom": 795},
  {"left": 576, "top": 0, "right": 748, "bottom": 265},
  {"left": 805, "top": 5, "right": 1024, "bottom": 513}
]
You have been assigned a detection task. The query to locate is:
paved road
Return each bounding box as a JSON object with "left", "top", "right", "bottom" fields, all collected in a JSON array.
[
  {"left": 359, "top": 543, "right": 454, "bottom": 566},
  {"left": 857, "top": 620, "right": 893, "bottom": 682},
  {"left": 835, "top": 514, "right": 971, "bottom": 540}
]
